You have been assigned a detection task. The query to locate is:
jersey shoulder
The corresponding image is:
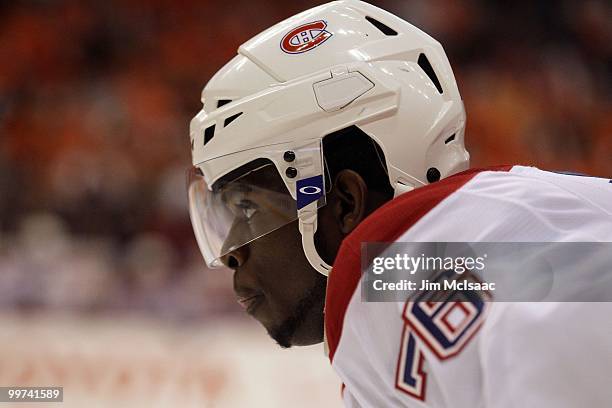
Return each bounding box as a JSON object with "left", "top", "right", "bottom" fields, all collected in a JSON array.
[
  {"left": 325, "top": 164, "right": 513, "bottom": 360},
  {"left": 346, "top": 164, "right": 516, "bottom": 247},
  {"left": 326, "top": 163, "right": 612, "bottom": 360}
]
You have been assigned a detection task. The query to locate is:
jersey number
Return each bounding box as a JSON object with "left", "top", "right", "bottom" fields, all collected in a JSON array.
[{"left": 395, "top": 287, "right": 488, "bottom": 400}]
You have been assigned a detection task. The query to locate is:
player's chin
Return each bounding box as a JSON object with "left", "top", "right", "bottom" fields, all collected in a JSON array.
[
  {"left": 258, "top": 316, "right": 295, "bottom": 348},
  {"left": 248, "top": 301, "right": 285, "bottom": 336},
  {"left": 266, "top": 309, "right": 324, "bottom": 348}
]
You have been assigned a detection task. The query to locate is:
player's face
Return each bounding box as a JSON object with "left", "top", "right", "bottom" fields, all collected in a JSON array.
[
  {"left": 224, "top": 219, "right": 326, "bottom": 348},
  {"left": 217, "top": 165, "right": 327, "bottom": 348},
  {"left": 218, "top": 166, "right": 377, "bottom": 348}
]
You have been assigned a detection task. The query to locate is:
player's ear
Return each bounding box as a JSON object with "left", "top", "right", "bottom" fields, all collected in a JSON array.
[{"left": 331, "top": 169, "right": 368, "bottom": 235}]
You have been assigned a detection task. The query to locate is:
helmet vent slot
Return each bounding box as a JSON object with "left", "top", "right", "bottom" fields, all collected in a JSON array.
[
  {"left": 223, "top": 112, "right": 243, "bottom": 127},
  {"left": 444, "top": 134, "right": 455, "bottom": 144},
  {"left": 204, "top": 124, "right": 215, "bottom": 145},
  {"left": 365, "top": 16, "right": 397, "bottom": 36},
  {"left": 418, "top": 53, "right": 443, "bottom": 94},
  {"left": 217, "top": 99, "right": 232, "bottom": 108}
]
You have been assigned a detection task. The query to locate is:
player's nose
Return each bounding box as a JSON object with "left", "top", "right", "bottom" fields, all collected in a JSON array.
[{"left": 219, "top": 245, "right": 249, "bottom": 269}]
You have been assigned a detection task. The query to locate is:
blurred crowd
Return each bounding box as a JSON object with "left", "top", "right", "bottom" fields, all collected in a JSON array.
[{"left": 0, "top": 0, "right": 610, "bottom": 320}]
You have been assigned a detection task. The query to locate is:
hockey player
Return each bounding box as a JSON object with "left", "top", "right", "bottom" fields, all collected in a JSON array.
[{"left": 187, "top": 1, "right": 612, "bottom": 406}]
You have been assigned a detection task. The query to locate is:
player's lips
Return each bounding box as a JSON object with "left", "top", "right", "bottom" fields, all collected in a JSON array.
[{"left": 236, "top": 293, "right": 264, "bottom": 314}]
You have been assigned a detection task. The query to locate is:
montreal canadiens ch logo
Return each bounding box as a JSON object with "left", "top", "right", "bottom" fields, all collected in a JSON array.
[{"left": 280, "top": 20, "right": 332, "bottom": 54}]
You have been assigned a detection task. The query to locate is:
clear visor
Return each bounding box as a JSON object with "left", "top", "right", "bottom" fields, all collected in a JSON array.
[{"left": 188, "top": 159, "right": 323, "bottom": 268}]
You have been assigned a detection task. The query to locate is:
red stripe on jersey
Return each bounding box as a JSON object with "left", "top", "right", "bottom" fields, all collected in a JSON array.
[{"left": 325, "top": 165, "right": 513, "bottom": 362}]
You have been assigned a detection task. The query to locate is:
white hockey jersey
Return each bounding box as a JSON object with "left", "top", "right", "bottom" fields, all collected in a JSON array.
[{"left": 324, "top": 165, "right": 612, "bottom": 407}]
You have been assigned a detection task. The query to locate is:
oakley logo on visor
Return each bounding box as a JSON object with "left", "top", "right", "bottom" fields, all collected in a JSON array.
[
  {"left": 280, "top": 21, "right": 332, "bottom": 54},
  {"left": 297, "top": 175, "right": 324, "bottom": 209}
]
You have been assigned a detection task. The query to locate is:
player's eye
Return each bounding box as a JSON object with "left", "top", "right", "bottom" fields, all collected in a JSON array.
[
  {"left": 233, "top": 199, "right": 259, "bottom": 221},
  {"left": 238, "top": 200, "right": 258, "bottom": 219}
]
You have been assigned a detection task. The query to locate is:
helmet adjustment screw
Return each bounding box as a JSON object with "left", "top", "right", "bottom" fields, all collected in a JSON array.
[
  {"left": 286, "top": 167, "right": 298, "bottom": 178},
  {"left": 283, "top": 151, "right": 296, "bottom": 162},
  {"left": 426, "top": 167, "right": 441, "bottom": 183}
]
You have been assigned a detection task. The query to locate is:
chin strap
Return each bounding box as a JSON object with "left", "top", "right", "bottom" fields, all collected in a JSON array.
[
  {"left": 298, "top": 181, "right": 418, "bottom": 276},
  {"left": 298, "top": 202, "right": 332, "bottom": 276}
]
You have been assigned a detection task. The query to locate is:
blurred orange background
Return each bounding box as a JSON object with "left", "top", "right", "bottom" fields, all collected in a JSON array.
[{"left": 0, "top": 1, "right": 610, "bottom": 406}]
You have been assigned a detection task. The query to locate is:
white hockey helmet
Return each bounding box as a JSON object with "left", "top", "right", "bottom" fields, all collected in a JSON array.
[{"left": 188, "top": 0, "right": 469, "bottom": 276}]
